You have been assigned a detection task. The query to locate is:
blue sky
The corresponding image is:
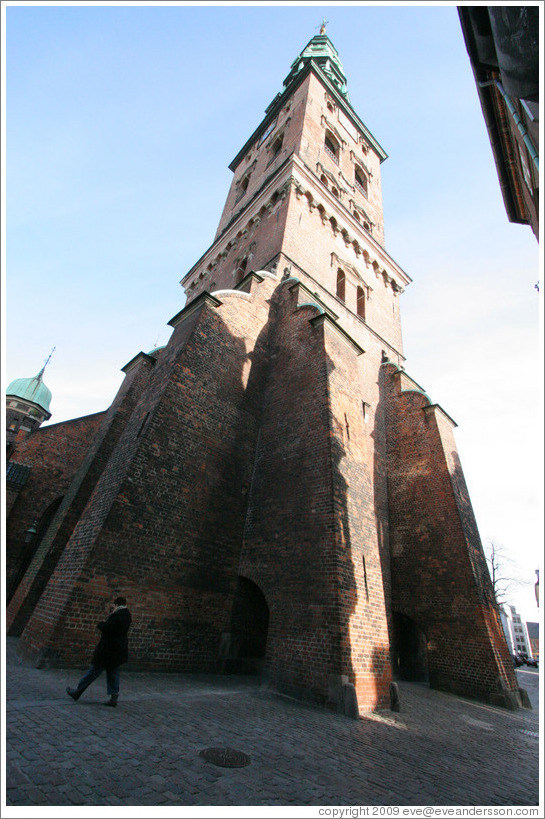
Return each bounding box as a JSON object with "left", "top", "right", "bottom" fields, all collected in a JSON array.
[{"left": 3, "top": 2, "right": 542, "bottom": 623}]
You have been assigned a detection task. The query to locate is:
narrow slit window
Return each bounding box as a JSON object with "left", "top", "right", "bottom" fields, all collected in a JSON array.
[
  {"left": 336, "top": 268, "right": 346, "bottom": 301},
  {"left": 357, "top": 286, "right": 366, "bottom": 319}
]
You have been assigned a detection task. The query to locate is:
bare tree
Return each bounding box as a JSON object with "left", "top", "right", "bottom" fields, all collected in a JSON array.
[{"left": 485, "top": 540, "right": 530, "bottom": 607}]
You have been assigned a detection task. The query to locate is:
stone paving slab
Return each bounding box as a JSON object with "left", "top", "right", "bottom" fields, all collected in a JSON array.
[{"left": 3, "top": 638, "right": 540, "bottom": 809}]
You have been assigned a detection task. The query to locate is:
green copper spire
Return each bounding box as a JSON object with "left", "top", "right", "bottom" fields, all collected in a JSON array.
[
  {"left": 284, "top": 27, "right": 350, "bottom": 100},
  {"left": 6, "top": 348, "right": 55, "bottom": 413}
]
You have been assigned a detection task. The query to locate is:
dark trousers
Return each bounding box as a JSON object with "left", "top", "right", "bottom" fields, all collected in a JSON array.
[{"left": 75, "top": 664, "right": 120, "bottom": 696}]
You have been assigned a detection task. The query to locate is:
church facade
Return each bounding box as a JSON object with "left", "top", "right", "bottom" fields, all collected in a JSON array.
[{"left": 6, "top": 32, "right": 520, "bottom": 714}]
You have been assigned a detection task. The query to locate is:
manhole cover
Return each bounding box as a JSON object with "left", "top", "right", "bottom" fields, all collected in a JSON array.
[{"left": 199, "top": 747, "right": 251, "bottom": 768}]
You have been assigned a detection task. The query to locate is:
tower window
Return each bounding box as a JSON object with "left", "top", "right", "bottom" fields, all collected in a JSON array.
[
  {"left": 336, "top": 269, "right": 346, "bottom": 301},
  {"left": 357, "top": 286, "right": 366, "bottom": 319},
  {"left": 235, "top": 257, "right": 248, "bottom": 284},
  {"left": 355, "top": 167, "right": 368, "bottom": 197},
  {"left": 236, "top": 174, "right": 251, "bottom": 202},
  {"left": 259, "top": 118, "right": 277, "bottom": 145},
  {"left": 271, "top": 134, "right": 283, "bottom": 157},
  {"left": 324, "top": 131, "right": 340, "bottom": 164},
  {"left": 320, "top": 174, "right": 329, "bottom": 188}
]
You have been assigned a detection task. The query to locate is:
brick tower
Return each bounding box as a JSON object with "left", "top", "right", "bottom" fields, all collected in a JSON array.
[{"left": 7, "top": 31, "right": 520, "bottom": 712}]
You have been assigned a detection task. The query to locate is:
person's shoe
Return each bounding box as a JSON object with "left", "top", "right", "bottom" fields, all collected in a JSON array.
[
  {"left": 103, "top": 694, "right": 118, "bottom": 707},
  {"left": 66, "top": 686, "right": 81, "bottom": 701}
]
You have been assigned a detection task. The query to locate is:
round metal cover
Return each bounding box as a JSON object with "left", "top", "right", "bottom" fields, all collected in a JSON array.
[{"left": 199, "top": 747, "right": 251, "bottom": 768}]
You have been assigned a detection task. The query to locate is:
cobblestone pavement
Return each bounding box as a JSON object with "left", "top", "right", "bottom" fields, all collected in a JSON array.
[{"left": 3, "top": 638, "right": 540, "bottom": 810}]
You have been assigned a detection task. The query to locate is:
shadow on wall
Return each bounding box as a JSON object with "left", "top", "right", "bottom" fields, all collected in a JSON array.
[
  {"left": 329, "top": 432, "right": 361, "bottom": 710},
  {"left": 7, "top": 497, "right": 63, "bottom": 613}
]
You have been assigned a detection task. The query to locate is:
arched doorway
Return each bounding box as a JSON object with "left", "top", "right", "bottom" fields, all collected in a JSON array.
[
  {"left": 219, "top": 576, "right": 269, "bottom": 675},
  {"left": 391, "top": 612, "right": 429, "bottom": 682}
]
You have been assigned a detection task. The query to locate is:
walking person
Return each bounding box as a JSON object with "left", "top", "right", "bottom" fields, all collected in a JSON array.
[{"left": 66, "top": 596, "right": 132, "bottom": 707}]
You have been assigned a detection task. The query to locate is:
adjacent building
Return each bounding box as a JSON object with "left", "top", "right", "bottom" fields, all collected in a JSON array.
[
  {"left": 458, "top": 6, "right": 539, "bottom": 239},
  {"left": 526, "top": 622, "right": 539, "bottom": 660},
  {"left": 500, "top": 604, "right": 533, "bottom": 660}
]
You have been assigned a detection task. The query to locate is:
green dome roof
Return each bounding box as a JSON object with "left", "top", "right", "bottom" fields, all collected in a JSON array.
[{"left": 7, "top": 372, "right": 52, "bottom": 413}]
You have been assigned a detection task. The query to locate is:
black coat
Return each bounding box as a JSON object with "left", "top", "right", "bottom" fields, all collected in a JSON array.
[{"left": 92, "top": 606, "right": 132, "bottom": 669}]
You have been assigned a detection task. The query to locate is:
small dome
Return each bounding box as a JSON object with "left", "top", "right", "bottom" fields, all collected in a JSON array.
[{"left": 6, "top": 372, "right": 52, "bottom": 413}]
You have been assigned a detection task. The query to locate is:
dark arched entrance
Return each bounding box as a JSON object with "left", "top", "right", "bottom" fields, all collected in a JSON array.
[
  {"left": 219, "top": 576, "right": 269, "bottom": 675},
  {"left": 391, "top": 612, "right": 429, "bottom": 682}
]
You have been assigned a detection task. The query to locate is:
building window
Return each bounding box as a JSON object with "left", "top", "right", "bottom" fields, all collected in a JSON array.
[
  {"left": 259, "top": 118, "right": 277, "bottom": 145},
  {"left": 236, "top": 174, "right": 251, "bottom": 203},
  {"left": 357, "top": 286, "right": 366, "bottom": 319},
  {"left": 321, "top": 174, "right": 329, "bottom": 188},
  {"left": 271, "top": 134, "right": 283, "bottom": 157},
  {"left": 235, "top": 257, "right": 248, "bottom": 284},
  {"left": 324, "top": 131, "right": 340, "bottom": 164},
  {"left": 336, "top": 268, "right": 345, "bottom": 301},
  {"left": 355, "top": 167, "right": 368, "bottom": 197}
]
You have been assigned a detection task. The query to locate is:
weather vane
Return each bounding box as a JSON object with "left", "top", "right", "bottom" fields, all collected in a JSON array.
[{"left": 319, "top": 19, "right": 328, "bottom": 35}]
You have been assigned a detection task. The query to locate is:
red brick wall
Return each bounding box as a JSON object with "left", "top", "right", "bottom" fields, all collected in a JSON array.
[
  {"left": 383, "top": 362, "right": 519, "bottom": 704},
  {"left": 238, "top": 278, "right": 391, "bottom": 710},
  {"left": 18, "top": 282, "right": 275, "bottom": 670},
  {"left": 6, "top": 413, "right": 105, "bottom": 599}
]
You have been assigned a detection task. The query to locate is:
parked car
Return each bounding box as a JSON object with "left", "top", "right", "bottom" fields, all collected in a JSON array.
[
  {"left": 513, "top": 654, "right": 525, "bottom": 667},
  {"left": 524, "top": 657, "right": 538, "bottom": 668}
]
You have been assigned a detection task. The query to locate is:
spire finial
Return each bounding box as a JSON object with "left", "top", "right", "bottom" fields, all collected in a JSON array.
[
  {"left": 38, "top": 347, "right": 55, "bottom": 379},
  {"left": 319, "top": 19, "right": 328, "bottom": 35}
]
